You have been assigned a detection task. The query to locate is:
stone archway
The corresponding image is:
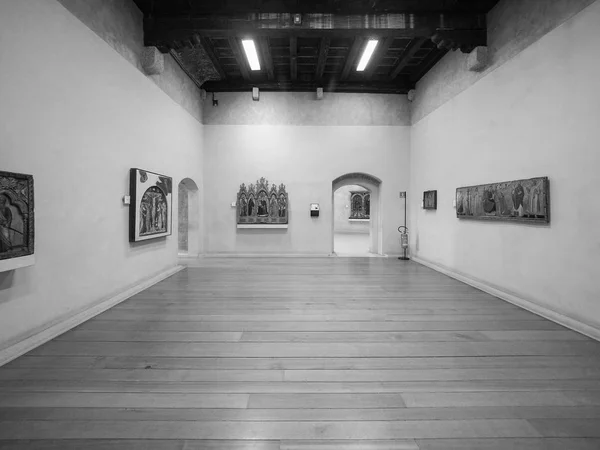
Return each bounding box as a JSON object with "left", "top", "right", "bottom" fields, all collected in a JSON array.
[
  {"left": 178, "top": 178, "right": 200, "bottom": 257},
  {"left": 332, "top": 173, "right": 382, "bottom": 256}
]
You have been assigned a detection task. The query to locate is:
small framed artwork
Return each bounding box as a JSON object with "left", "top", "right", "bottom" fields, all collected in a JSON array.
[
  {"left": 129, "top": 168, "right": 173, "bottom": 242},
  {"left": 423, "top": 190, "right": 437, "bottom": 210},
  {"left": 0, "top": 170, "right": 34, "bottom": 261}
]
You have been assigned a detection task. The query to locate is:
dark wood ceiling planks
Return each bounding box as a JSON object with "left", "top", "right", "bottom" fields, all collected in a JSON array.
[{"left": 134, "top": 0, "right": 500, "bottom": 94}]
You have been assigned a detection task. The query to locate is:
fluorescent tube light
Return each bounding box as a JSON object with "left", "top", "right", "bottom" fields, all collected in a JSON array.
[
  {"left": 356, "top": 40, "right": 379, "bottom": 72},
  {"left": 241, "top": 39, "right": 261, "bottom": 71}
]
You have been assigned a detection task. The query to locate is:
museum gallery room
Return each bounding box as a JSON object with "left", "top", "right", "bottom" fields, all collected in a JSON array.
[{"left": 1, "top": 0, "right": 600, "bottom": 448}]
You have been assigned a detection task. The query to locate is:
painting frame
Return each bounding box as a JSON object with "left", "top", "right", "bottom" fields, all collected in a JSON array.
[
  {"left": 349, "top": 191, "right": 370, "bottom": 219},
  {"left": 0, "top": 170, "right": 34, "bottom": 261},
  {"left": 237, "top": 177, "right": 289, "bottom": 225},
  {"left": 456, "top": 176, "right": 550, "bottom": 224},
  {"left": 129, "top": 168, "right": 173, "bottom": 242},
  {"left": 423, "top": 190, "right": 437, "bottom": 210}
]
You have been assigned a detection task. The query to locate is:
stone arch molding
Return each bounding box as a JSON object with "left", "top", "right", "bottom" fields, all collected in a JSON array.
[
  {"left": 178, "top": 177, "right": 200, "bottom": 257},
  {"left": 332, "top": 172, "right": 382, "bottom": 188},
  {"left": 331, "top": 172, "right": 383, "bottom": 256}
]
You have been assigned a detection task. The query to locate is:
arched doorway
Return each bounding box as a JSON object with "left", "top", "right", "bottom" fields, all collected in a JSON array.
[
  {"left": 178, "top": 178, "right": 200, "bottom": 257},
  {"left": 332, "top": 173, "right": 382, "bottom": 256}
]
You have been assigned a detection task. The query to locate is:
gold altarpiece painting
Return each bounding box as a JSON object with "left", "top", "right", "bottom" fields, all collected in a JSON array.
[{"left": 237, "top": 178, "right": 288, "bottom": 225}]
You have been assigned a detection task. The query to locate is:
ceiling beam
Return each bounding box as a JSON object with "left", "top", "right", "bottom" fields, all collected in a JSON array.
[
  {"left": 202, "top": 78, "right": 412, "bottom": 94},
  {"left": 228, "top": 37, "right": 251, "bottom": 80},
  {"left": 137, "top": 1, "right": 497, "bottom": 15},
  {"left": 315, "top": 37, "right": 331, "bottom": 81},
  {"left": 259, "top": 36, "right": 275, "bottom": 80},
  {"left": 199, "top": 37, "right": 227, "bottom": 79},
  {"left": 290, "top": 36, "right": 297, "bottom": 81},
  {"left": 341, "top": 37, "right": 365, "bottom": 81},
  {"left": 143, "top": 12, "right": 487, "bottom": 42},
  {"left": 388, "top": 37, "right": 426, "bottom": 80},
  {"left": 363, "top": 36, "right": 394, "bottom": 79},
  {"left": 410, "top": 48, "right": 448, "bottom": 83}
]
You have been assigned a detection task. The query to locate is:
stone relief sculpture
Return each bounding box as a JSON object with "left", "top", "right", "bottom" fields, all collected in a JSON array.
[
  {"left": 237, "top": 177, "right": 288, "bottom": 224},
  {"left": 0, "top": 170, "right": 34, "bottom": 261},
  {"left": 456, "top": 176, "right": 549, "bottom": 223}
]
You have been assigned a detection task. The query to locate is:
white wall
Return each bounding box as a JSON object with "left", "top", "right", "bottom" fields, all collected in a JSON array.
[
  {"left": 203, "top": 92, "right": 410, "bottom": 256},
  {"left": 0, "top": 0, "right": 203, "bottom": 349},
  {"left": 410, "top": 1, "right": 600, "bottom": 330},
  {"left": 410, "top": 0, "right": 596, "bottom": 124}
]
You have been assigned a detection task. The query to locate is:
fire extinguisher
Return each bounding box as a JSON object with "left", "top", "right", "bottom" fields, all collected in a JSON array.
[{"left": 398, "top": 226, "right": 409, "bottom": 261}]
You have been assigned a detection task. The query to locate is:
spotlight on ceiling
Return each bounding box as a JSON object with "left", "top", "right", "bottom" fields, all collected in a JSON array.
[
  {"left": 356, "top": 40, "right": 379, "bottom": 72},
  {"left": 241, "top": 39, "right": 261, "bottom": 71}
]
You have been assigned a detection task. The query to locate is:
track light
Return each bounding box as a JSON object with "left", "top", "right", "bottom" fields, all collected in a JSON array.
[
  {"left": 356, "top": 40, "right": 379, "bottom": 72},
  {"left": 241, "top": 39, "right": 261, "bottom": 71}
]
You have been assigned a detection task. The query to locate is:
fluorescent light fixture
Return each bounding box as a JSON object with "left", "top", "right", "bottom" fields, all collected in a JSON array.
[
  {"left": 241, "top": 39, "right": 261, "bottom": 71},
  {"left": 356, "top": 40, "right": 378, "bottom": 72}
]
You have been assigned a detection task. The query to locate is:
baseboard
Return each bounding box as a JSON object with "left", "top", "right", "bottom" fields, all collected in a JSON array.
[
  {"left": 0, "top": 265, "right": 185, "bottom": 367},
  {"left": 411, "top": 256, "right": 600, "bottom": 342},
  {"left": 204, "top": 253, "right": 332, "bottom": 258}
]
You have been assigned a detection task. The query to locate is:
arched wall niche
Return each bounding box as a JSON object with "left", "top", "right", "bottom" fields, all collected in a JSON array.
[
  {"left": 331, "top": 172, "right": 382, "bottom": 255},
  {"left": 178, "top": 177, "right": 200, "bottom": 257}
]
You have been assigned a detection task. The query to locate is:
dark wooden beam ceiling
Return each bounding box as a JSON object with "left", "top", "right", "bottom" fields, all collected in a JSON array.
[
  {"left": 315, "top": 37, "right": 331, "bottom": 82},
  {"left": 388, "top": 37, "right": 426, "bottom": 80},
  {"left": 340, "top": 37, "right": 365, "bottom": 81},
  {"left": 410, "top": 47, "right": 448, "bottom": 82},
  {"left": 290, "top": 36, "right": 298, "bottom": 81},
  {"left": 202, "top": 77, "right": 411, "bottom": 94},
  {"left": 144, "top": 12, "right": 486, "bottom": 44},
  {"left": 200, "top": 37, "right": 227, "bottom": 79},
  {"left": 259, "top": 36, "right": 275, "bottom": 80},
  {"left": 363, "top": 36, "right": 394, "bottom": 79},
  {"left": 228, "top": 37, "right": 251, "bottom": 80},
  {"left": 134, "top": 1, "right": 499, "bottom": 94},
  {"left": 135, "top": 0, "right": 498, "bottom": 15}
]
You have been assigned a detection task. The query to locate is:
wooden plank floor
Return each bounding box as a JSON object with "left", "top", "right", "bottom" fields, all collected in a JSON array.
[{"left": 1, "top": 257, "right": 600, "bottom": 449}]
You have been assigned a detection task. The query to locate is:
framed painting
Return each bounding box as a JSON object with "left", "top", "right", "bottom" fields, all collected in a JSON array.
[
  {"left": 349, "top": 191, "right": 370, "bottom": 219},
  {"left": 0, "top": 170, "right": 34, "bottom": 260},
  {"left": 456, "top": 176, "right": 549, "bottom": 223},
  {"left": 237, "top": 177, "right": 288, "bottom": 225},
  {"left": 129, "top": 168, "right": 173, "bottom": 242},
  {"left": 423, "top": 190, "right": 437, "bottom": 210}
]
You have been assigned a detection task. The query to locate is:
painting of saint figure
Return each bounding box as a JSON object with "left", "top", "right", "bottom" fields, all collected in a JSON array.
[
  {"left": 278, "top": 193, "right": 287, "bottom": 218},
  {"left": 248, "top": 196, "right": 255, "bottom": 216},
  {"left": 129, "top": 169, "right": 172, "bottom": 242},
  {"left": 0, "top": 171, "right": 34, "bottom": 261},
  {"left": 257, "top": 191, "right": 268, "bottom": 216},
  {"left": 456, "top": 176, "right": 549, "bottom": 223},
  {"left": 269, "top": 195, "right": 278, "bottom": 218},
  {"left": 239, "top": 194, "right": 248, "bottom": 217}
]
